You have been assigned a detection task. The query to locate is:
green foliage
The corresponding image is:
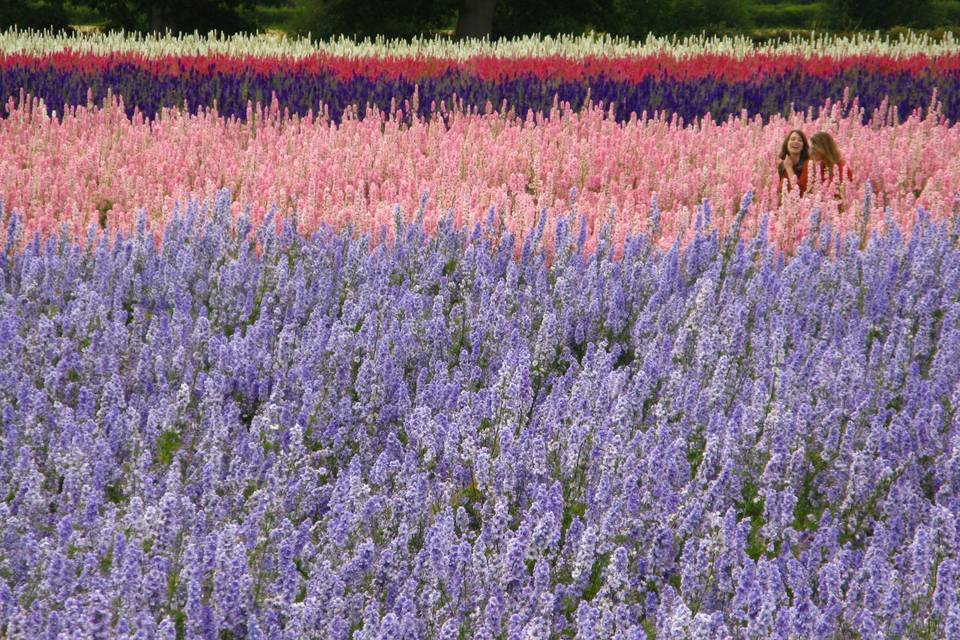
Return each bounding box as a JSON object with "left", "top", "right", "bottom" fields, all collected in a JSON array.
[
  {"left": 287, "top": 0, "right": 755, "bottom": 40},
  {"left": 255, "top": 3, "right": 296, "bottom": 30},
  {"left": 612, "top": 0, "right": 754, "bottom": 36},
  {"left": 105, "top": 483, "right": 124, "bottom": 504},
  {"left": 750, "top": 2, "right": 828, "bottom": 28},
  {"left": 641, "top": 619, "right": 657, "bottom": 639},
  {"left": 753, "top": 0, "right": 960, "bottom": 31},
  {"left": 156, "top": 430, "right": 182, "bottom": 466},
  {"left": 0, "top": 0, "right": 71, "bottom": 30},
  {"left": 492, "top": 0, "right": 620, "bottom": 38},
  {"left": 938, "top": 0, "right": 960, "bottom": 24},
  {"left": 98, "top": 547, "right": 113, "bottom": 574},
  {"left": 738, "top": 480, "right": 769, "bottom": 561},
  {"left": 173, "top": 610, "right": 186, "bottom": 640},
  {"left": 45, "top": 0, "right": 960, "bottom": 35},
  {"left": 824, "top": 0, "right": 947, "bottom": 28},
  {"left": 267, "top": 0, "right": 960, "bottom": 40},
  {"left": 82, "top": 0, "right": 290, "bottom": 34},
  {"left": 792, "top": 450, "right": 827, "bottom": 532},
  {"left": 288, "top": 0, "right": 457, "bottom": 39},
  {"left": 582, "top": 552, "right": 611, "bottom": 601}
]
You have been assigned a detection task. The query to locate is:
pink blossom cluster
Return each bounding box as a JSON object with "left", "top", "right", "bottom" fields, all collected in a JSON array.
[{"left": 1, "top": 92, "right": 955, "bottom": 253}]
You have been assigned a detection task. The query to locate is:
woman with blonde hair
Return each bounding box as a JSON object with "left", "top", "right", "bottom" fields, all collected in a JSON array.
[{"left": 809, "top": 132, "right": 853, "bottom": 196}]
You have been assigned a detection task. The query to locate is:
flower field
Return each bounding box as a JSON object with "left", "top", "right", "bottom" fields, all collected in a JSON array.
[
  {"left": 3, "top": 31, "right": 960, "bottom": 123},
  {"left": 1, "top": 91, "right": 959, "bottom": 255},
  {"left": 1, "top": 31, "right": 960, "bottom": 639}
]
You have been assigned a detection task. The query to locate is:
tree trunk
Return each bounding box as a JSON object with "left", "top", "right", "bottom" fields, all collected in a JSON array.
[{"left": 455, "top": 0, "right": 496, "bottom": 40}]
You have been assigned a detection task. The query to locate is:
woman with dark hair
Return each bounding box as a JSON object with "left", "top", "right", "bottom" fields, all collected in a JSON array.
[{"left": 777, "top": 129, "right": 810, "bottom": 197}]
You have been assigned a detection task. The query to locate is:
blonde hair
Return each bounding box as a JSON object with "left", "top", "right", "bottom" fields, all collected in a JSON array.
[{"left": 809, "top": 132, "right": 843, "bottom": 170}]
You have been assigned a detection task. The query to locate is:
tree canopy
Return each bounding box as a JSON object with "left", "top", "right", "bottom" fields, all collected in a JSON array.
[
  {"left": 289, "top": 0, "right": 759, "bottom": 40},
  {"left": 1, "top": 0, "right": 956, "bottom": 38},
  {"left": 81, "top": 0, "right": 289, "bottom": 33},
  {"left": 0, "top": 0, "right": 70, "bottom": 31}
]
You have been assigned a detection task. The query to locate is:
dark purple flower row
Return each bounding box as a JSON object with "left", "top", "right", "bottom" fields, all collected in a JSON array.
[
  {"left": 0, "top": 65, "right": 956, "bottom": 123},
  {"left": 1, "top": 195, "right": 959, "bottom": 638}
]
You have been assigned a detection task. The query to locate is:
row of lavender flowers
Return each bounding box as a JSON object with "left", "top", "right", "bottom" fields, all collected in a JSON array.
[
  {"left": 3, "top": 64, "right": 958, "bottom": 124},
  {"left": 1, "top": 193, "right": 959, "bottom": 639}
]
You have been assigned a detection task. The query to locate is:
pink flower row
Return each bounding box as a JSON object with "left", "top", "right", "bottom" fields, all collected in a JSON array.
[{"left": 1, "top": 94, "right": 955, "bottom": 254}]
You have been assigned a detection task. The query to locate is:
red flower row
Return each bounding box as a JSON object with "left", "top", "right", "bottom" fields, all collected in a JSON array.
[{"left": 2, "top": 50, "right": 959, "bottom": 82}]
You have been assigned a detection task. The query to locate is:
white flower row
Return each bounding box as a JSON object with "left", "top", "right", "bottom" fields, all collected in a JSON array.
[{"left": 0, "top": 28, "right": 958, "bottom": 61}]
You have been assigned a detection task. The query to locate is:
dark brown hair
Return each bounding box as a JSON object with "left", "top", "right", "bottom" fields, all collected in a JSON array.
[{"left": 778, "top": 129, "right": 809, "bottom": 179}]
